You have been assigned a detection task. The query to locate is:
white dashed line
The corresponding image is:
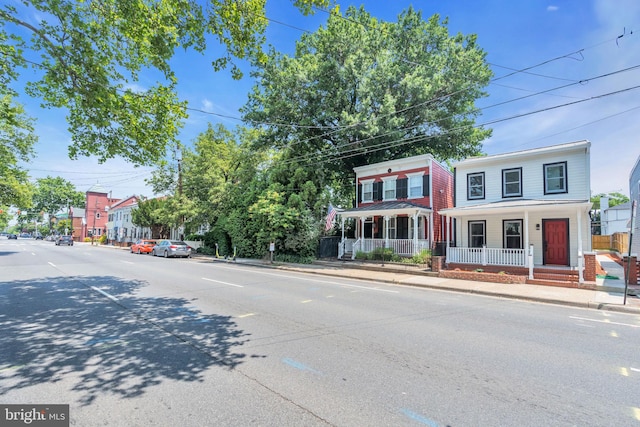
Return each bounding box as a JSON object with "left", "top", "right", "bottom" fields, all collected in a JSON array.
[{"left": 201, "top": 277, "right": 243, "bottom": 288}]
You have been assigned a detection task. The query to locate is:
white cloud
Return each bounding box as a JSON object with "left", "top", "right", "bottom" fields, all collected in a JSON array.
[{"left": 547, "top": 5, "right": 559, "bottom": 12}]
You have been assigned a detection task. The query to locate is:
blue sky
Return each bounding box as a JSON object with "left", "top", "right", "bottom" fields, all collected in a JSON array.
[{"left": 14, "top": 0, "right": 640, "bottom": 199}]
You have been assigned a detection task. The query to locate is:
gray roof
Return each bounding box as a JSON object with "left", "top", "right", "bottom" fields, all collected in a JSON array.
[
  {"left": 87, "top": 183, "right": 108, "bottom": 194},
  {"left": 340, "top": 201, "right": 432, "bottom": 218}
]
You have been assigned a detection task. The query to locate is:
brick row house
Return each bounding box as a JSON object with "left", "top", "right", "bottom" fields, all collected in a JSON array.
[
  {"left": 439, "top": 140, "right": 595, "bottom": 283},
  {"left": 337, "top": 154, "right": 453, "bottom": 259}
]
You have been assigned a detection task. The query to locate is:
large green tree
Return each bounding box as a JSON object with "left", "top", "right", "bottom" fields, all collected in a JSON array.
[
  {"left": 0, "top": 95, "right": 36, "bottom": 207},
  {"left": 243, "top": 6, "right": 492, "bottom": 201},
  {"left": 1, "top": 0, "right": 331, "bottom": 165},
  {"left": 30, "top": 176, "right": 85, "bottom": 228}
]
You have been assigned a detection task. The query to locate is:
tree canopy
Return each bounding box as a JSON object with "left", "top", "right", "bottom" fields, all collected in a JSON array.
[
  {"left": 31, "top": 176, "right": 85, "bottom": 223},
  {"left": 0, "top": 95, "right": 36, "bottom": 207},
  {"left": 1, "top": 0, "right": 331, "bottom": 165},
  {"left": 243, "top": 6, "right": 492, "bottom": 201}
]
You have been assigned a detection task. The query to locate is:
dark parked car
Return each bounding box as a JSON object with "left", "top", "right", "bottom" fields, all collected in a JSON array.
[
  {"left": 55, "top": 235, "right": 74, "bottom": 246},
  {"left": 151, "top": 240, "right": 191, "bottom": 258},
  {"left": 7, "top": 234, "right": 17, "bottom": 240}
]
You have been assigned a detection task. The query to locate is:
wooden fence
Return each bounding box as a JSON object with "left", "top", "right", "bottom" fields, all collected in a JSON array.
[{"left": 592, "top": 232, "right": 629, "bottom": 253}]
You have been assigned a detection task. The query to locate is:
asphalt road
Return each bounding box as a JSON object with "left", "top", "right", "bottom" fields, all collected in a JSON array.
[{"left": 1, "top": 238, "right": 640, "bottom": 426}]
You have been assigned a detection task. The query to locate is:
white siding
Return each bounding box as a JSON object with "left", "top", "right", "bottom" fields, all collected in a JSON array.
[{"left": 455, "top": 144, "right": 590, "bottom": 207}]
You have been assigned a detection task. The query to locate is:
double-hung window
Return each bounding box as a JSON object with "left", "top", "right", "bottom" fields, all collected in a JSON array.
[
  {"left": 383, "top": 177, "right": 397, "bottom": 201},
  {"left": 468, "top": 221, "right": 486, "bottom": 248},
  {"left": 362, "top": 180, "right": 374, "bottom": 203},
  {"left": 544, "top": 162, "right": 567, "bottom": 194},
  {"left": 503, "top": 220, "right": 523, "bottom": 249},
  {"left": 467, "top": 172, "right": 485, "bottom": 200},
  {"left": 407, "top": 173, "right": 423, "bottom": 198},
  {"left": 502, "top": 168, "right": 522, "bottom": 198}
]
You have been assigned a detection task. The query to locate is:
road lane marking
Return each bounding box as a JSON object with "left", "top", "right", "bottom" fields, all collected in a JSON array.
[
  {"left": 31, "top": 252, "right": 36, "bottom": 256},
  {"left": 631, "top": 367, "right": 640, "bottom": 372},
  {"left": 213, "top": 266, "right": 399, "bottom": 293},
  {"left": 632, "top": 407, "right": 640, "bottom": 421},
  {"left": 48, "top": 262, "right": 56, "bottom": 267},
  {"left": 90, "top": 286, "right": 119, "bottom": 302},
  {"left": 301, "top": 299, "right": 312, "bottom": 303},
  {"left": 569, "top": 316, "right": 640, "bottom": 328},
  {"left": 610, "top": 331, "right": 619, "bottom": 337},
  {"left": 201, "top": 277, "right": 243, "bottom": 288},
  {"left": 401, "top": 409, "right": 439, "bottom": 426},
  {"left": 121, "top": 260, "right": 134, "bottom": 265},
  {"left": 620, "top": 367, "right": 629, "bottom": 376},
  {"left": 238, "top": 313, "right": 256, "bottom": 318},
  {"left": 282, "top": 358, "right": 323, "bottom": 375}
]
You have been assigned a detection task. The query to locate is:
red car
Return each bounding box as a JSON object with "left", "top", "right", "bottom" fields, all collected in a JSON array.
[{"left": 130, "top": 239, "right": 157, "bottom": 254}]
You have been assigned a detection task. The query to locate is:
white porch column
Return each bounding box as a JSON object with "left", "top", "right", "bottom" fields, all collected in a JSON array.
[
  {"left": 361, "top": 217, "right": 366, "bottom": 240},
  {"left": 413, "top": 212, "right": 419, "bottom": 254},
  {"left": 430, "top": 212, "right": 434, "bottom": 248},
  {"left": 577, "top": 208, "right": 584, "bottom": 283},
  {"left": 524, "top": 211, "right": 530, "bottom": 267},
  {"left": 445, "top": 215, "right": 450, "bottom": 255},
  {"left": 341, "top": 216, "right": 345, "bottom": 241},
  {"left": 384, "top": 215, "right": 390, "bottom": 247}
]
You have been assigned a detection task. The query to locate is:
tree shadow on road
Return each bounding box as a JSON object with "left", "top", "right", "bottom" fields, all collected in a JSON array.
[{"left": 0, "top": 275, "right": 249, "bottom": 405}]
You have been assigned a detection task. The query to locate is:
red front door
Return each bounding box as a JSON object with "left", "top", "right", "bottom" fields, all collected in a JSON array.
[{"left": 543, "top": 219, "right": 569, "bottom": 266}]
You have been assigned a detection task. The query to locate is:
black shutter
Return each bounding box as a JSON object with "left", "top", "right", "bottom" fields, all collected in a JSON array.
[
  {"left": 375, "top": 182, "right": 383, "bottom": 201},
  {"left": 358, "top": 184, "right": 362, "bottom": 204},
  {"left": 397, "top": 178, "right": 408, "bottom": 199},
  {"left": 397, "top": 217, "right": 409, "bottom": 239},
  {"left": 423, "top": 175, "right": 430, "bottom": 196}
]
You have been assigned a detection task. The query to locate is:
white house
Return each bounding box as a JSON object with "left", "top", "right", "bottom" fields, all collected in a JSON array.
[
  {"left": 106, "top": 195, "right": 140, "bottom": 245},
  {"left": 630, "top": 155, "right": 640, "bottom": 257},
  {"left": 439, "top": 140, "right": 593, "bottom": 282},
  {"left": 600, "top": 198, "right": 631, "bottom": 235}
]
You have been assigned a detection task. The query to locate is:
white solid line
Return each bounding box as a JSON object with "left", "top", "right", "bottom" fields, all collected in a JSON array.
[
  {"left": 242, "top": 269, "right": 400, "bottom": 293},
  {"left": 631, "top": 367, "right": 640, "bottom": 372},
  {"left": 31, "top": 253, "right": 36, "bottom": 256},
  {"left": 569, "top": 316, "right": 640, "bottom": 328},
  {"left": 201, "top": 277, "right": 244, "bottom": 288},
  {"left": 90, "top": 286, "right": 119, "bottom": 302},
  {"left": 48, "top": 262, "right": 56, "bottom": 267}
]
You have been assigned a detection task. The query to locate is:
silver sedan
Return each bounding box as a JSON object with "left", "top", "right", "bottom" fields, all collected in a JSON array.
[{"left": 151, "top": 240, "right": 192, "bottom": 258}]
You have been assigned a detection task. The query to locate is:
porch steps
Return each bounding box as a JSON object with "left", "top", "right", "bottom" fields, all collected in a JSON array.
[{"left": 529, "top": 269, "right": 580, "bottom": 287}]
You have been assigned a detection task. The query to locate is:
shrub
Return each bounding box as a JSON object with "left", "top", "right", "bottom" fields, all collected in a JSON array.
[
  {"left": 410, "top": 249, "right": 432, "bottom": 265},
  {"left": 99, "top": 234, "right": 107, "bottom": 244},
  {"left": 84, "top": 237, "right": 92, "bottom": 242},
  {"left": 355, "top": 251, "right": 368, "bottom": 260},
  {"left": 274, "top": 254, "right": 315, "bottom": 264}
]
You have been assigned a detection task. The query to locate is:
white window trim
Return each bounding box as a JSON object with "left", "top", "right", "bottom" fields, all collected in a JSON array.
[
  {"left": 406, "top": 172, "right": 424, "bottom": 199},
  {"left": 502, "top": 168, "right": 522, "bottom": 198},
  {"left": 544, "top": 162, "right": 567, "bottom": 194},
  {"left": 382, "top": 175, "right": 397, "bottom": 201},
  {"left": 361, "top": 179, "right": 374, "bottom": 204}
]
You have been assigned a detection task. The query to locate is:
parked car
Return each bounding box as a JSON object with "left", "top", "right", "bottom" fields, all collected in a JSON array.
[
  {"left": 130, "top": 239, "right": 157, "bottom": 254},
  {"left": 7, "top": 234, "right": 17, "bottom": 240},
  {"left": 34, "top": 234, "right": 43, "bottom": 240},
  {"left": 55, "top": 235, "right": 74, "bottom": 246},
  {"left": 151, "top": 240, "right": 191, "bottom": 258}
]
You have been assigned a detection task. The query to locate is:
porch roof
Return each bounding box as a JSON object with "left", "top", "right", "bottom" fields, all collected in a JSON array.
[
  {"left": 339, "top": 201, "right": 432, "bottom": 219},
  {"left": 439, "top": 199, "right": 592, "bottom": 217}
]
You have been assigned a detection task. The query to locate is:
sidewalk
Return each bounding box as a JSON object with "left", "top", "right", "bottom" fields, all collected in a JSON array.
[
  {"left": 95, "top": 243, "right": 640, "bottom": 314},
  {"left": 208, "top": 256, "right": 640, "bottom": 315}
]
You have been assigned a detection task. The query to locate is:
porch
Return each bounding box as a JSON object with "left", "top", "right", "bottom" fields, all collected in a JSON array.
[
  {"left": 338, "top": 238, "right": 430, "bottom": 259},
  {"left": 336, "top": 201, "right": 434, "bottom": 260}
]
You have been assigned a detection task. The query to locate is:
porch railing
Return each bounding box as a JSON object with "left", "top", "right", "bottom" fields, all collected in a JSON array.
[
  {"left": 346, "top": 238, "right": 431, "bottom": 258},
  {"left": 447, "top": 246, "right": 526, "bottom": 267}
]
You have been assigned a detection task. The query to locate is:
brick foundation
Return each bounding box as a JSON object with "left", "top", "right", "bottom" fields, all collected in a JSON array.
[
  {"left": 583, "top": 252, "right": 596, "bottom": 282},
  {"left": 432, "top": 256, "right": 444, "bottom": 273},
  {"left": 439, "top": 269, "right": 527, "bottom": 284}
]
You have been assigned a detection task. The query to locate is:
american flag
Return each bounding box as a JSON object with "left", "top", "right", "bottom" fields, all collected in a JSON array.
[{"left": 325, "top": 203, "right": 337, "bottom": 231}]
